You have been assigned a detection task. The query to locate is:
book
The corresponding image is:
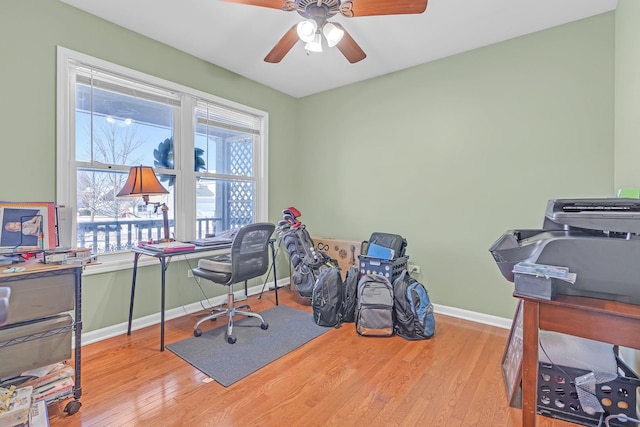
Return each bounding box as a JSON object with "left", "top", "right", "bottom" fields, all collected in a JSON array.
[{"left": 366, "top": 242, "right": 394, "bottom": 260}]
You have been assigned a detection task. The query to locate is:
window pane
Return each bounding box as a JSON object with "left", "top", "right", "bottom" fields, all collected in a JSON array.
[
  {"left": 195, "top": 107, "right": 254, "bottom": 176},
  {"left": 75, "top": 81, "right": 175, "bottom": 167},
  {"left": 76, "top": 169, "right": 174, "bottom": 252},
  {"left": 195, "top": 178, "right": 254, "bottom": 237}
]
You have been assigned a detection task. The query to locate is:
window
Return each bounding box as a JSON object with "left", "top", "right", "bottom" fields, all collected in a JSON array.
[{"left": 57, "top": 47, "right": 268, "bottom": 271}]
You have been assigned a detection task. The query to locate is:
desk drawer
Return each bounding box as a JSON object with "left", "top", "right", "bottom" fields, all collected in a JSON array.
[
  {"left": 0, "top": 314, "right": 73, "bottom": 379},
  {"left": 1, "top": 269, "right": 75, "bottom": 325}
]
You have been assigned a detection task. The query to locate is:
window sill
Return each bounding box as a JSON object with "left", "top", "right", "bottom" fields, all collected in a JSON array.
[{"left": 81, "top": 247, "right": 230, "bottom": 276}]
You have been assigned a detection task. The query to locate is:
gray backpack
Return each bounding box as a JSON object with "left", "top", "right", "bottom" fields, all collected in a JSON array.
[{"left": 355, "top": 274, "right": 394, "bottom": 336}]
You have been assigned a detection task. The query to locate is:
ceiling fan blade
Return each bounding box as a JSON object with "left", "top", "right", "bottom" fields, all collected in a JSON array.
[
  {"left": 264, "top": 25, "right": 299, "bottom": 63},
  {"left": 333, "top": 24, "right": 366, "bottom": 64},
  {"left": 222, "top": 0, "right": 291, "bottom": 11},
  {"left": 343, "top": 0, "right": 428, "bottom": 17}
]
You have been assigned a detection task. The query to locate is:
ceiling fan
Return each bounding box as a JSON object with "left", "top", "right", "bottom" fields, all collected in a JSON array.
[{"left": 222, "top": 0, "right": 429, "bottom": 63}]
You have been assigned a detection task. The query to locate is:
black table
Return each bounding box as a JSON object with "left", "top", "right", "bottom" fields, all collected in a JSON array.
[{"left": 127, "top": 240, "right": 278, "bottom": 351}]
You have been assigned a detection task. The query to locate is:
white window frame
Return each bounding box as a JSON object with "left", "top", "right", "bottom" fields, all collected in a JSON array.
[{"left": 56, "top": 47, "right": 269, "bottom": 274}]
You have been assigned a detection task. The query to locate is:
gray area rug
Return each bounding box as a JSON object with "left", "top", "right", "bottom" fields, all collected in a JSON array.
[{"left": 166, "top": 305, "right": 329, "bottom": 386}]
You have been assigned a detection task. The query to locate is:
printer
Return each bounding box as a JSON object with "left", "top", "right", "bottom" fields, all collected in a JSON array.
[{"left": 490, "top": 198, "right": 640, "bottom": 304}]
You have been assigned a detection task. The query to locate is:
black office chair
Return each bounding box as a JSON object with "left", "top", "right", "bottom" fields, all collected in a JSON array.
[{"left": 191, "top": 222, "right": 275, "bottom": 344}]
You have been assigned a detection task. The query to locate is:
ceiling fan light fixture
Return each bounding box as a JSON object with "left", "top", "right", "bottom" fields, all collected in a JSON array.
[
  {"left": 322, "top": 22, "right": 344, "bottom": 47},
  {"left": 306, "top": 32, "right": 323, "bottom": 52},
  {"left": 296, "top": 19, "right": 317, "bottom": 43}
]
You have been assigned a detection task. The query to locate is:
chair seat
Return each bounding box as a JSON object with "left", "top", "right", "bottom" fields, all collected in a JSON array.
[
  {"left": 191, "top": 267, "right": 232, "bottom": 285},
  {"left": 198, "top": 254, "right": 232, "bottom": 273}
]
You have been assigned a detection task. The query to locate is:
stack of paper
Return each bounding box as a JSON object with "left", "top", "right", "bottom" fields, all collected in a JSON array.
[{"left": 141, "top": 241, "right": 196, "bottom": 253}]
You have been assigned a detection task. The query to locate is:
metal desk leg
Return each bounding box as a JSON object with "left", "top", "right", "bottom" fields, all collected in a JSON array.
[
  {"left": 73, "top": 267, "right": 83, "bottom": 400},
  {"left": 127, "top": 252, "right": 141, "bottom": 336},
  {"left": 159, "top": 256, "right": 169, "bottom": 352},
  {"left": 271, "top": 240, "right": 279, "bottom": 305}
]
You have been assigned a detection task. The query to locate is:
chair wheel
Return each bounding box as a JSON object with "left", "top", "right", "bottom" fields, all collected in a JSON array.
[
  {"left": 64, "top": 400, "right": 82, "bottom": 415},
  {"left": 261, "top": 322, "right": 269, "bottom": 330},
  {"left": 194, "top": 329, "right": 202, "bottom": 337},
  {"left": 227, "top": 335, "right": 237, "bottom": 344}
]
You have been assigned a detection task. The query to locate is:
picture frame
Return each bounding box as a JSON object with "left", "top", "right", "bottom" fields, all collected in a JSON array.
[
  {"left": 0, "top": 202, "right": 57, "bottom": 251},
  {"left": 502, "top": 299, "right": 523, "bottom": 408}
]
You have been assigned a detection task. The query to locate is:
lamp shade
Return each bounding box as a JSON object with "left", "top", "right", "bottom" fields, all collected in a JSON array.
[
  {"left": 116, "top": 166, "right": 169, "bottom": 198},
  {"left": 297, "top": 19, "right": 317, "bottom": 43},
  {"left": 322, "top": 22, "right": 344, "bottom": 47},
  {"left": 306, "top": 33, "right": 323, "bottom": 53}
]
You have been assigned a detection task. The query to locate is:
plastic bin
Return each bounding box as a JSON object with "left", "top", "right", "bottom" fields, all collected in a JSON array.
[
  {"left": 0, "top": 314, "right": 73, "bottom": 378},
  {"left": 0, "top": 386, "right": 32, "bottom": 427},
  {"left": 1, "top": 268, "right": 75, "bottom": 325},
  {"left": 537, "top": 358, "right": 640, "bottom": 427},
  {"left": 358, "top": 255, "right": 408, "bottom": 282}
]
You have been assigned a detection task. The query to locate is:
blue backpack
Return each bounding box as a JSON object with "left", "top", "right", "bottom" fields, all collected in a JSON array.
[{"left": 393, "top": 270, "right": 435, "bottom": 340}]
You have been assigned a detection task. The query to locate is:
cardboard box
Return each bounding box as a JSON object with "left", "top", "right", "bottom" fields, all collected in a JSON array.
[
  {"left": 32, "top": 377, "right": 74, "bottom": 404},
  {"left": 311, "top": 237, "right": 361, "bottom": 277}
]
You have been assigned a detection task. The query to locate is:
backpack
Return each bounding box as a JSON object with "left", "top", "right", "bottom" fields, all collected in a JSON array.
[
  {"left": 367, "top": 232, "right": 408, "bottom": 258},
  {"left": 312, "top": 266, "right": 343, "bottom": 327},
  {"left": 341, "top": 265, "right": 359, "bottom": 323},
  {"left": 393, "top": 270, "right": 435, "bottom": 340},
  {"left": 355, "top": 274, "right": 394, "bottom": 336}
]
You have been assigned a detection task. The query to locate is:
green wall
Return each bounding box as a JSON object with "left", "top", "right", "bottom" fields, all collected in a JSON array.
[
  {"left": 615, "top": 0, "right": 640, "bottom": 189},
  {"left": 295, "top": 13, "right": 615, "bottom": 318},
  {"left": 0, "top": 0, "right": 621, "bottom": 333}
]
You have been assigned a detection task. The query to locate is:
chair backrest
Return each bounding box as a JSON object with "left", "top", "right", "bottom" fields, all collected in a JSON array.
[{"left": 229, "top": 222, "right": 275, "bottom": 283}]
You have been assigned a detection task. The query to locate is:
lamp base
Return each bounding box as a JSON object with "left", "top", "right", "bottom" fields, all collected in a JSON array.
[{"left": 161, "top": 203, "right": 170, "bottom": 242}]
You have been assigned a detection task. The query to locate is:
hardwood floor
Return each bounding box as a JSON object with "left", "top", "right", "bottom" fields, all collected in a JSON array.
[{"left": 47, "top": 287, "right": 581, "bottom": 427}]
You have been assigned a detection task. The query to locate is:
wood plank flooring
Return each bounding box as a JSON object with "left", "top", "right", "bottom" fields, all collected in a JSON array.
[{"left": 47, "top": 288, "right": 581, "bottom": 427}]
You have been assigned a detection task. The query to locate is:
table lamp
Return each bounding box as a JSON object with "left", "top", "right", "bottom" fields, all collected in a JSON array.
[{"left": 117, "top": 166, "right": 171, "bottom": 242}]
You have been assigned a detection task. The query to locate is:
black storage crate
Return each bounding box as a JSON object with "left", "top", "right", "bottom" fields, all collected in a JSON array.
[
  {"left": 358, "top": 255, "right": 408, "bottom": 283},
  {"left": 537, "top": 359, "right": 640, "bottom": 427}
]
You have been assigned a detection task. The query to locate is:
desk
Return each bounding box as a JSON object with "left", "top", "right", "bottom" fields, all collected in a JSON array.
[
  {"left": 515, "top": 292, "right": 640, "bottom": 427},
  {"left": 127, "top": 241, "right": 278, "bottom": 351}
]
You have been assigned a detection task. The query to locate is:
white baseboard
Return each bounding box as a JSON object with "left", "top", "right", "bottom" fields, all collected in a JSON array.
[
  {"left": 433, "top": 304, "right": 512, "bottom": 330},
  {"left": 80, "top": 277, "right": 511, "bottom": 347},
  {"left": 80, "top": 278, "right": 290, "bottom": 346}
]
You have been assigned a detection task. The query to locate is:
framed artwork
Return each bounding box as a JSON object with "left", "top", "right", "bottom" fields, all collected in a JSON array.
[
  {"left": 502, "top": 300, "right": 523, "bottom": 408},
  {"left": 0, "top": 202, "right": 57, "bottom": 251}
]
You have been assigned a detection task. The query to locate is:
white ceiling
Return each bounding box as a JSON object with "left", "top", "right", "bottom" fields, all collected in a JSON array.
[{"left": 59, "top": 0, "right": 618, "bottom": 98}]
